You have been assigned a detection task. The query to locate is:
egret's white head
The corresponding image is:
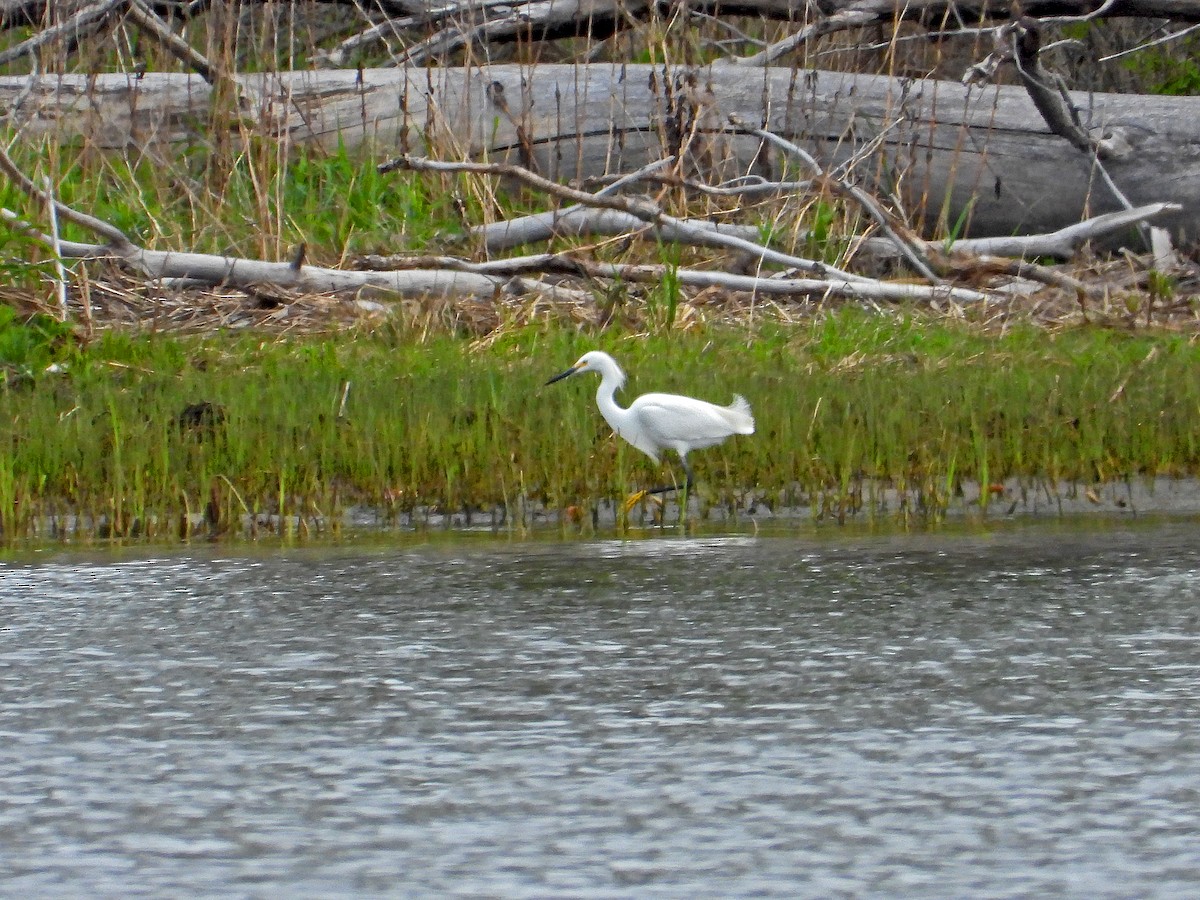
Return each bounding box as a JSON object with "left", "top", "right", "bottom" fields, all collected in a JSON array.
[{"left": 545, "top": 351, "right": 625, "bottom": 389}]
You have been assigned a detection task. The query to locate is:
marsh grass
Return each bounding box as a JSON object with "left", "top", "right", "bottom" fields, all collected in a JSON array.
[
  {"left": 0, "top": 131, "right": 473, "bottom": 269},
  {"left": 3, "top": 13, "right": 1200, "bottom": 543},
  {"left": 3, "top": 310, "right": 1200, "bottom": 542}
]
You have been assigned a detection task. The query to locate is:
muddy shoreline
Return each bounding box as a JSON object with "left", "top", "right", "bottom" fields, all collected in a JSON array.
[
  {"left": 349, "top": 476, "right": 1200, "bottom": 532},
  {"left": 13, "top": 476, "right": 1197, "bottom": 545}
]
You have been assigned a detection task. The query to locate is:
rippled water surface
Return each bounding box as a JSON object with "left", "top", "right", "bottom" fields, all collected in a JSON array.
[{"left": 3, "top": 522, "right": 1200, "bottom": 897}]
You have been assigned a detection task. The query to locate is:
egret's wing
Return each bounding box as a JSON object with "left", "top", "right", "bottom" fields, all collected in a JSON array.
[{"left": 632, "top": 393, "right": 753, "bottom": 451}]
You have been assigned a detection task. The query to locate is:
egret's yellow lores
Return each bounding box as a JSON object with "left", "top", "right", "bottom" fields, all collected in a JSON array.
[{"left": 546, "top": 350, "right": 755, "bottom": 506}]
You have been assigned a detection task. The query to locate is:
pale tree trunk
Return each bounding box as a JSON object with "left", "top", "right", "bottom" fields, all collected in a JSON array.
[{"left": 4, "top": 64, "right": 1198, "bottom": 242}]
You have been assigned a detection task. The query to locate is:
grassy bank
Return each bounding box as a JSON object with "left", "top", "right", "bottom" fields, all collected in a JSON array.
[{"left": 2, "top": 307, "right": 1199, "bottom": 541}]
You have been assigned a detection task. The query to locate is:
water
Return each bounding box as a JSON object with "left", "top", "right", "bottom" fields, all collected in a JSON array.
[{"left": 2, "top": 521, "right": 1200, "bottom": 897}]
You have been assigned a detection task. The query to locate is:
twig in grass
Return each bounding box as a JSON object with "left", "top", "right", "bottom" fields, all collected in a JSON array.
[
  {"left": 0, "top": 0, "right": 124, "bottom": 68},
  {"left": 124, "top": 0, "right": 224, "bottom": 85},
  {"left": 0, "top": 208, "right": 506, "bottom": 298},
  {"left": 337, "top": 381, "right": 352, "bottom": 419},
  {"left": 0, "top": 142, "right": 503, "bottom": 298},
  {"left": 1099, "top": 23, "right": 1200, "bottom": 63},
  {"left": 725, "top": 3, "right": 880, "bottom": 67},
  {"left": 0, "top": 198, "right": 991, "bottom": 307},
  {"left": 562, "top": 261, "right": 989, "bottom": 304},
  {"left": 584, "top": 171, "right": 817, "bottom": 200},
  {"left": 467, "top": 207, "right": 772, "bottom": 253},
  {"left": 728, "top": 115, "right": 940, "bottom": 282},
  {"left": 940, "top": 254, "right": 1100, "bottom": 297},
  {"left": 1109, "top": 346, "right": 1160, "bottom": 403},
  {"left": 42, "top": 176, "right": 68, "bottom": 321},
  {"left": 379, "top": 153, "right": 875, "bottom": 283},
  {"left": 363, "top": 249, "right": 989, "bottom": 304},
  {"left": 0, "top": 140, "right": 133, "bottom": 248},
  {"left": 486, "top": 148, "right": 678, "bottom": 243}
]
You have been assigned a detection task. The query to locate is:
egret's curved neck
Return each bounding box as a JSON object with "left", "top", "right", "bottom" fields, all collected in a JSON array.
[{"left": 594, "top": 360, "right": 628, "bottom": 432}]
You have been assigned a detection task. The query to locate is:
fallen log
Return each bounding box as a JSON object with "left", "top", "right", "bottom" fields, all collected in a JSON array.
[
  {"left": 2, "top": 214, "right": 506, "bottom": 298},
  {"left": 473, "top": 200, "right": 1180, "bottom": 258},
  {"left": 2, "top": 64, "right": 1198, "bottom": 242},
  {"left": 8, "top": 0, "right": 1198, "bottom": 43},
  {"left": 310, "top": 0, "right": 1200, "bottom": 69},
  {"left": 0, "top": 139, "right": 992, "bottom": 306}
]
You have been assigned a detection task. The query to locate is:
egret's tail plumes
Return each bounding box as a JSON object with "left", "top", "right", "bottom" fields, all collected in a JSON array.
[{"left": 726, "top": 395, "right": 755, "bottom": 435}]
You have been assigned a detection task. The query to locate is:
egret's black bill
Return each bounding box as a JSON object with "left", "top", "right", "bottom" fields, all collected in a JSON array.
[{"left": 545, "top": 367, "right": 577, "bottom": 385}]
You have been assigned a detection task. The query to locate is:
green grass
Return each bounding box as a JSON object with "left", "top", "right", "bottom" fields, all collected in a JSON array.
[
  {"left": 3, "top": 309, "right": 1200, "bottom": 541},
  {"left": 1, "top": 58, "right": 1198, "bottom": 543},
  {"left": 1118, "top": 34, "right": 1200, "bottom": 96},
  {"left": 0, "top": 133, "right": 472, "bottom": 273},
  {"left": 0, "top": 119, "right": 873, "bottom": 303}
]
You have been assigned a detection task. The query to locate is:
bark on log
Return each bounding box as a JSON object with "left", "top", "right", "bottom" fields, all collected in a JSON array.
[
  {"left": 3, "top": 64, "right": 1198, "bottom": 242},
  {"left": 4, "top": 0, "right": 1200, "bottom": 30}
]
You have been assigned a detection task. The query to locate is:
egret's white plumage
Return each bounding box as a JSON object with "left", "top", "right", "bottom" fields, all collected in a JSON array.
[{"left": 546, "top": 350, "right": 754, "bottom": 493}]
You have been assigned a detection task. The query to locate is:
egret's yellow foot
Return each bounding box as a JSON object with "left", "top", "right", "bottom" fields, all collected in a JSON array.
[
  {"left": 624, "top": 490, "right": 666, "bottom": 513},
  {"left": 624, "top": 489, "right": 648, "bottom": 513}
]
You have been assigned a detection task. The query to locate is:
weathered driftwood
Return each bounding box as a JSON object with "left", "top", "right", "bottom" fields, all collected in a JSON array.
[
  {"left": 380, "top": 152, "right": 1000, "bottom": 302},
  {"left": 4, "top": 216, "right": 506, "bottom": 298},
  {"left": 0, "top": 146, "right": 503, "bottom": 297},
  {"left": 5, "top": 0, "right": 1199, "bottom": 32},
  {"left": 270, "top": 0, "right": 1200, "bottom": 67},
  {"left": 1, "top": 136, "right": 985, "bottom": 304},
  {"left": 381, "top": 153, "right": 884, "bottom": 284},
  {"left": 3, "top": 65, "right": 1198, "bottom": 243},
  {"left": 5, "top": 205, "right": 997, "bottom": 306},
  {"left": 473, "top": 201, "right": 1180, "bottom": 258}
]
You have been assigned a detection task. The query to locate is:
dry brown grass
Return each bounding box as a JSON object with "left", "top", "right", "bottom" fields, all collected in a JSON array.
[{"left": 4, "top": 246, "right": 1198, "bottom": 343}]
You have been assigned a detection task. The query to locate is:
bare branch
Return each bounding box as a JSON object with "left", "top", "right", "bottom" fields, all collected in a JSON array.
[
  {"left": 0, "top": 140, "right": 134, "bottom": 248},
  {"left": 943, "top": 203, "right": 1181, "bottom": 258},
  {"left": 725, "top": 5, "right": 879, "bottom": 67},
  {"left": 0, "top": 0, "right": 123, "bottom": 68},
  {"left": 363, "top": 248, "right": 991, "bottom": 303},
  {"left": 729, "top": 115, "right": 941, "bottom": 282},
  {"left": 469, "top": 207, "right": 770, "bottom": 253},
  {"left": 379, "top": 153, "right": 876, "bottom": 283},
  {"left": 574, "top": 261, "right": 990, "bottom": 304},
  {"left": 125, "top": 0, "right": 222, "bottom": 84},
  {"left": 1034, "top": 0, "right": 1121, "bottom": 27},
  {"left": 1, "top": 208, "right": 504, "bottom": 297},
  {"left": 1099, "top": 22, "right": 1200, "bottom": 62}
]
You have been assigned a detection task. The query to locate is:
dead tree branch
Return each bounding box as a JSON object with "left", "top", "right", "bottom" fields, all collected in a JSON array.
[
  {"left": 1, "top": 134, "right": 992, "bottom": 307},
  {"left": 0, "top": 140, "right": 501, "bottom": 296},
  {"left": 380, "top": 153, "right": 878, "bottom": 284},
  {"left": 379, "top": 153, "right": 991, "bottom": 304},
  {"left": 728, "top": 115, "right": 941, "bottom": 282},
  {"left": 0, "top": 0, "right": 123, "bottom": 68},
  {"left": 124, "top": 0, "right": 221, "bottom": 84}
]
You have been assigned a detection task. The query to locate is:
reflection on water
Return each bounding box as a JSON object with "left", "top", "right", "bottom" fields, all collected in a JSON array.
[{"left": 2, "top": 522, "right": 1200, "bottom": 896}]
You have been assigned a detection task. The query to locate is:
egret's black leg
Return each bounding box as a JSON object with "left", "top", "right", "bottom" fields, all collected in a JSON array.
[
  {"left": 625, "top": 459, "right": 693, "bottom": 512},
  {"left": 644, "top": 458, "right": 694, "bottom": 496},
  {"left": 645, "top": 482, "right": 678, "bottom": 496}
]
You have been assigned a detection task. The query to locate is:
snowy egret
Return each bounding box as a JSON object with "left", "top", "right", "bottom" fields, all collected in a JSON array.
[{"left": 546, "top": 350, "right": 754, "bottom": 503}]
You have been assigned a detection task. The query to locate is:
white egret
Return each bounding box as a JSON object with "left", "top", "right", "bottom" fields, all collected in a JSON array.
[{"left": 546, "top": 350, "right": 754, "bottom": 502}]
